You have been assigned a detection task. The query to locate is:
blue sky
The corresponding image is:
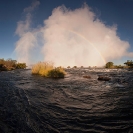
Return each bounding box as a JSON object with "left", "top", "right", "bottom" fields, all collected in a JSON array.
[{"left": 0, "top": 0, "right": 133, "bottom": 65}]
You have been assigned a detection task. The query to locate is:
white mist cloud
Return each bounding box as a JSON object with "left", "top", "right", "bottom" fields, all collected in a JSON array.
[
  {"left": 15, "top": 32, "right": 37, "bottom": 64},
  {"left": 15, "top": 0, "right": 40, "bottom": 65},
  {"left": 15, "top": 3, "right": 133, "bottom": 67},
  {"left": 41, "top": 4, "right": 132, "bottom": 67},
  {"left": 15, "top": 14, "right": 31, "bottom": 36},
  {"left": 24, "top": 0, "right": 40, "bottom": 12}
]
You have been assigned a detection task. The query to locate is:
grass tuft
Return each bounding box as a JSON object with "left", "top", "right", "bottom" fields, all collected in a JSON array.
[
  {"left": 32, "top": 62, "right": 65, "bottom": 78},
  {"left": 47, "top": 67, "right": 65, "bottom": 78}
]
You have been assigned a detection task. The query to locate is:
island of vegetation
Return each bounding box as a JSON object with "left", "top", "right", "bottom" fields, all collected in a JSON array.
[
  {"left": 0, "top": 58, "right": 26, "bottom": 71},
  {"left": 105, "top": 60, "right": 133, "bottom": 69},
  {"left": 32, "top": 62, "right": 66, "bottom": 78}
]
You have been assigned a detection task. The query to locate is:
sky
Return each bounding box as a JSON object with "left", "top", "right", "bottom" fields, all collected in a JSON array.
[{"left": 0, "top": 0, "right": 133, "bottom": 66}]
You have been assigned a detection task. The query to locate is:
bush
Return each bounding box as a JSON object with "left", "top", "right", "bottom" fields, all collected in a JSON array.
[
  {"left": 32, "top": 62, "right": 65, "bottom": 78},
  {"left": 32, "top": 62, "right": 54, "bottom": 76},
  {"left": 114, "top": 65, "right": 124, "bottom": 69},
  {"left": 0, "top": 58, "right": 17, "bottom": 68},
  {"left": 47, "top": 67, "right": 65, "bottom": 78},
  {"left": 5, "top": 59, "right": 17, "bottom": 68},
  {"left": 16, "top": 63, "right": 26, "bottom": 69},
  {"left": 73, "top": 66, "right": 77, "bottom": 68},
  {"left": 0, "top": 58, "right": 26, "bottom": 71},
  {"left": 105, "top": 62, "right": 114, "bottom": 68},
  {"left": 124, "top": 60, "right": 133, "bottom": 68}
]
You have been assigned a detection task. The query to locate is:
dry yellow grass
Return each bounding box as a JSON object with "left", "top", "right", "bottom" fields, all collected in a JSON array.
[
  {"left": 32, "top": 62, "right": 66, "bottom": 78},
  {"left": 32, "top": 62, "right": 54, "bottom": 76}
]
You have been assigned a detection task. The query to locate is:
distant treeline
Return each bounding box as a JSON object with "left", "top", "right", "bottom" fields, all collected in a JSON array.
[
  {"left": 0, "top": 58, "right": 26, "bottom": 71},
  {"left": 105, "top": 60, "right": 133, "bottom": 69}
]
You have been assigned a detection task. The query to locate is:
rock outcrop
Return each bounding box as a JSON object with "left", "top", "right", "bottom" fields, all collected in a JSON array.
[{"left": 98, "top": 75, "right": 111, "bottom": 81}]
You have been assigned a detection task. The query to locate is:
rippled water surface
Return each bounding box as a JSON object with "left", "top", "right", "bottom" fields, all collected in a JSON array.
[{"left": 0, "top": 68, "right": 133, "bottom": 133}]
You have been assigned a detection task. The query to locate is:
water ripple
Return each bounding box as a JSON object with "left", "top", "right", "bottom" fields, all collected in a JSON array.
[{"left": 0, "top": 69, "right": 133, "bottom": 133}]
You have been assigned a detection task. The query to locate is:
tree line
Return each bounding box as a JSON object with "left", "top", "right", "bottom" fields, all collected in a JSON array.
[
  {"left": 0, "top": 58, "right": 26, "bottom": 71},
  {"left": 105, "top": 60, "right": 133, "bottom": 68}
]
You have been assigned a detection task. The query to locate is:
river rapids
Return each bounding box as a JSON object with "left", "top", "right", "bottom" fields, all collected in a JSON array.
[{"left": 0, "top": 68, "right": 133, "bottom": 133}]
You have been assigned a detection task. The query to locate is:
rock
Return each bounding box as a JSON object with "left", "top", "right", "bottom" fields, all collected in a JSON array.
[
  {"left": 0, "top": 64, "right": 7, "bottom": 71},
  {"left": 98, "top": 75, "right": 111, "bottom": 81},
  {"left": 83, "top": 75, "right": 91, "bottom": 79}
]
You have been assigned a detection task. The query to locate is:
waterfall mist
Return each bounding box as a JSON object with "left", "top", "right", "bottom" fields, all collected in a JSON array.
[{"left": 15, "top": 1, "right": 133, "bottom": 67}]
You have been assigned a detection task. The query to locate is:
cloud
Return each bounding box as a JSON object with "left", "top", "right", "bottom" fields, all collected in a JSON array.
[
  {"left": 24, "top": 0, "right": 40, "bottom": 12},
  {"left": 15, "top": 32, "right": 37, "bottom": 63},
  {"left": 40, "top": 4, "right": 132, "bottom": 67},
  {"left": 15, "top": 0, "right": 40, "bottom": 65},
  {"left": 15, "top": 3, "right": 133, "bottom": 67},
  {"left": 15, "top": 13, "right": 31, "bottom": 36}
]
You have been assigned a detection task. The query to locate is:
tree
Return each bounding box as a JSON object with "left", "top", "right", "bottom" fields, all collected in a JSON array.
[
  {"left": 105, "top": 62, "right": 114, "bottom": 68},
  {"left": 124, "top": 60, "right": 133, "bottom": 67}
]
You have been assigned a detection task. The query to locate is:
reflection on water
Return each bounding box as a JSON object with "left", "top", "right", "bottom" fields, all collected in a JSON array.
[{"left": 0, "top": 68, "right": 133, "bottom": 133}]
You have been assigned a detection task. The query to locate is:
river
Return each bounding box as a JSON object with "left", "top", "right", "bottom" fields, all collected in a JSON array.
[{"left": 0, "top": 68, "right": 133, "bottom": 133}]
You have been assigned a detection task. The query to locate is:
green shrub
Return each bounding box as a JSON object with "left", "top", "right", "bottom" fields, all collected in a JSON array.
[
  {"left": 16, "top": 63, "right": 26, "bottom": 69},
  {"left": 47, "top": 68, "right": 65, "bottom": 78}
]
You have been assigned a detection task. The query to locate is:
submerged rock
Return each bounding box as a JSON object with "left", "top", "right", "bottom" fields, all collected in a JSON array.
[
  {"left": 83, "top": 75, "right": 91, "bottom": 79},
  {"left": 98, "top": 75, "right": 111, "bottom": 81}
]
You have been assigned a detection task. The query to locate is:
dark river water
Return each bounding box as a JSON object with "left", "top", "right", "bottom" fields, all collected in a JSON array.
[{"left": 0, "top": 68, "right": 133, "bottom": 133}]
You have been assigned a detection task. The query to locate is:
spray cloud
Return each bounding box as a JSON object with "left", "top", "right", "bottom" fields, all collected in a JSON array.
[
  {"left": 15, "top": 2, "right": 133, "bottom": 67},
  {"left": 15, "top": 0, "right": 40, "bottom": 65}
]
